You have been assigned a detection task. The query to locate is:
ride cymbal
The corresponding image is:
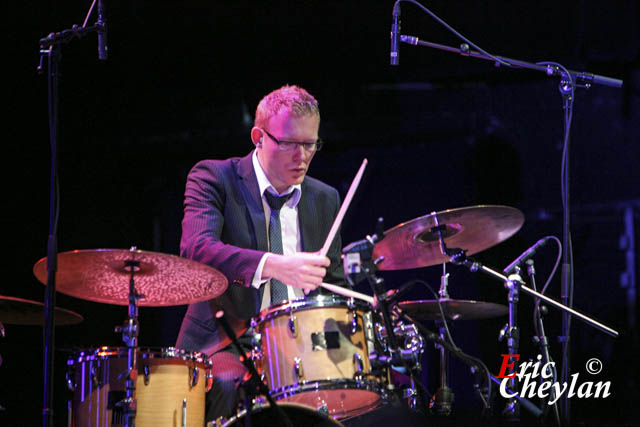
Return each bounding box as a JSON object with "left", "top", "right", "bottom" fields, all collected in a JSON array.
[
  {"left": 33, "top": 249, "right": 228, "bottom": 306},
  {"left": 373, "top": 205, "right": 524, "bottom": 270}
]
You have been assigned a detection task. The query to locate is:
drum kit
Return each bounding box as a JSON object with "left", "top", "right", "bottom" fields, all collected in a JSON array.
[{"left": 2, "top": 205, "right": 562, "bottom": 426}]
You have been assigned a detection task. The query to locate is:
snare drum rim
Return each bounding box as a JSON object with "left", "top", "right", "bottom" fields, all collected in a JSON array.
[
  {"left": 257, "top": 294, "right": 371, "bottom": 322},
  {"left": 219, "top": 401, "right": 345, "bottom": 427},
  {"left": 66, "top": 346, "right": 211, "bottom": 366},
  {"left": 271, "top": 378, "right": 385, "bottom": 419},
  {"left": 270, "top": 377, "right": 384, "bottom": 398}
]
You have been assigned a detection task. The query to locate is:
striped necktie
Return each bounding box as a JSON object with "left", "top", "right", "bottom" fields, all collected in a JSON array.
[{"left": 264, "top": 191, "right": 293, "bottom": 305}]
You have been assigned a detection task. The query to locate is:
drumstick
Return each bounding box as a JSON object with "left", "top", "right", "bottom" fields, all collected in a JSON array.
[
  {"left": 320, "top": 282, "right": 374, "bottom": 304},
  {"left": 319, "top": 158, "right": 368, "bottom": 257}
]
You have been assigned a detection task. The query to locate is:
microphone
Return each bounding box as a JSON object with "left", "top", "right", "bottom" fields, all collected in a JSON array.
[
  {"left": 503, "top": 237, "right": 552, "bottom": 275},
  {"left": 390, "top": 2, "right": 401, "bottom": 65},
  {"left": 373, "top": 281, "right": 416, "bottom": 309},
  {"left": 97, "top": 0, "right": 108, "bottom": 60}
]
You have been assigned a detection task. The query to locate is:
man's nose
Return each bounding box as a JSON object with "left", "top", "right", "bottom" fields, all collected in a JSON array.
[{"left": 292, "top": 144, "right": 308, "bottom": 160}]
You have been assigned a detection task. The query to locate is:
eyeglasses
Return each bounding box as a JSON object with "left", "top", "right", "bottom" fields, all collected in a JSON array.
[{"left": 262, "top": 129, "right": 324, "bottom": 152}]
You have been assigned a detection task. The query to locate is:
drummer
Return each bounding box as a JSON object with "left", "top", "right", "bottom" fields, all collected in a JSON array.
[{"left": 175, "top": 84, "right": 346, "bottom": 422}]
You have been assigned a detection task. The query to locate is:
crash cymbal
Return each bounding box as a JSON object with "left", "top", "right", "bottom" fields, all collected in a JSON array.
[
  {"left": 0, "top": 295, "right": 83, "bottom": 326},
  {"left": 398, "top": 299, "right": 508, "bottom": 321},
  {"left": 373, "top": 205, "right": 524, "bottom": 270},
  {"left": 33, "top": 249, "right": 228, "bottom": 306}
]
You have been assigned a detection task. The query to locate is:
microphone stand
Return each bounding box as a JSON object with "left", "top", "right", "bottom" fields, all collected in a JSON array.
[
  {"left": 397, "top": 310, "right": 544, "bottom": 419},
  {"left": 527, "top": 260, "right": 562, "bottom": 426},
  {"left": 397, "top": 15, "right": 623, "bottom": 420},
  {"left": 37, "top": 8, "right": 106, "bottom": 426},
  {"left": 501, "top": 268, "right": 521, "bottom": 420},
  {"left": 215, "top": 311, "right": 293, "bottom": 427},
  {"left": 445, "top": 249, "right": 619, "bottom": 337}
]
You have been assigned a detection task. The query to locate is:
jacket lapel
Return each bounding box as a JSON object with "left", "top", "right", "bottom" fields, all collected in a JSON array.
[
  {"left": 298, "top": 180, "right": 321, "bottom": 252},
  {"left": 235, "top": 152, "right": 268, "bottom": 252}
]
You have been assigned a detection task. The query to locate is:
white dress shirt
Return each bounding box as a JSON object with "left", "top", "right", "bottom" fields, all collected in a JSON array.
[{"left": 251, "top": 150, "right": 305, "bottom": 308}]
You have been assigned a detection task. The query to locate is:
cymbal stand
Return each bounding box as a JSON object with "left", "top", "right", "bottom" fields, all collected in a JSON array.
[
  {"left": 114, "top": 250, "right": 144, "bottom": 427},
  {"left": 430, "top": 263, "right": 455, "bottom": 416}
]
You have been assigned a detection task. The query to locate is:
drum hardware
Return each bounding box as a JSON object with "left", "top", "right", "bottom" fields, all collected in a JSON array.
[
  {"left": 353, "top": 353, "right": 365, "bottom": 374},
  {"left": 431, "top": 262, "right": 455, "bottom": 416},
  {"left": 342, "top": 221, "right": 430, "bottom": 414},
  {"left": 142, "top": 364, "right": 150, "bottom": 386},
  {"left": 294, "top": 357, "right": 304, "bottom": 379},
  {"left": 92, "top": 364, "right": 103, "bottom": 387},
  {"left": 190, "top": 365, "right": 200, "bottom": 387},
  {"left": 115, "top": 254, "right": 142, "bottom": 426},
  {"left": 289, "top": 312, "right": 298, "bottom": 337}
]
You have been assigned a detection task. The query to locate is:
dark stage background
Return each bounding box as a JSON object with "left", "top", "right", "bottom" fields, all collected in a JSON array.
[{"left": 3, "top": 1, "right": 639, "bottom": 426}]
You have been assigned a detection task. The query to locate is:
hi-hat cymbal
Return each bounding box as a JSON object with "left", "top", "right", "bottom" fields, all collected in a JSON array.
[
  {"left": 373, "top": 205, "right": 524, "bottom": 270},
  {"left": 398, "top": 299, "right": 508, "bottom": 321},
  {"left": 0, "top": 295, "right": 83, "bottom": 326},
  {"left": 32, "top": 249, "right": 228, "bottom": 306}
]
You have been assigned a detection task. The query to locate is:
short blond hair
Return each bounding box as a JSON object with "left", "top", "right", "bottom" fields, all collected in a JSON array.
[{"left": 254, "top": 85, "right": 320, "bottom": 128}]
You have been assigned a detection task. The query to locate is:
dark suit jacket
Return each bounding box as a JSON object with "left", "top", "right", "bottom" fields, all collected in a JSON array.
[{"left": 176, "top": 151, "right": 345, "bottom": 355}]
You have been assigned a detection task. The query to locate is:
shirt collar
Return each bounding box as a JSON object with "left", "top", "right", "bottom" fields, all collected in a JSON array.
[{"left": 252, "top": 150, "right": 301, "bottom": 207}]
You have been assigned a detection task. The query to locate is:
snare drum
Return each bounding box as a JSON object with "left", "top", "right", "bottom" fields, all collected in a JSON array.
[
  {"left": 252, "top": 296, "right": 385, "bottom": 419},
  {"left": 67, "top": 347, "right": 212, "bottom": 427}
]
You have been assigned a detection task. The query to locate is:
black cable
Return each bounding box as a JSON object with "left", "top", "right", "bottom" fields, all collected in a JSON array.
[{"left": 393, "top": 0, "right": 514, "bottom": 68}]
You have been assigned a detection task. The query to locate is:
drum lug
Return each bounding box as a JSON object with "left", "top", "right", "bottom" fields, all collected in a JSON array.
[
  {"left": 351, "top": 311, "right": 358, "bottom": 334},
  {"left": 190, "top": 365, "right": 199, "bottom": 388},
  {"left": 288, "top": 314, "right": 297, "bottom": 337},
  {"left": 205, "top": 369, "right": 213, "bottom": 392},
  {"left": 353, "top": 352, "right": 364, "bottom": 374},
  {"left": 142, "top": 363, "right": 150, "bottom": 386},
  {"left": 65, "top": 370, "right": 76, "bottom": 392},
  {"left": 317, "top": 402, "right": 329, "bottom": 415},
  {"left": 293, "top": 357, "right": 304, "bottom": 379},
  {"left": 91, "top": 364, "right": 101, "bottom": 387},
  {"left": 251, "top": 332, "right": 263, "bottom": 360}
]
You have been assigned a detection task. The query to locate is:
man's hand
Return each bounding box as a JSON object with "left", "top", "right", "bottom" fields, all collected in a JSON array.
[{"left": 262, "top": 252, "right": 330, "bottom": 294}]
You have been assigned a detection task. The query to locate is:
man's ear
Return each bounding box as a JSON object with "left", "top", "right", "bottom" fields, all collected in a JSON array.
[{"left": 251, "top": 127, "right": 264, "bottom": 147}]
